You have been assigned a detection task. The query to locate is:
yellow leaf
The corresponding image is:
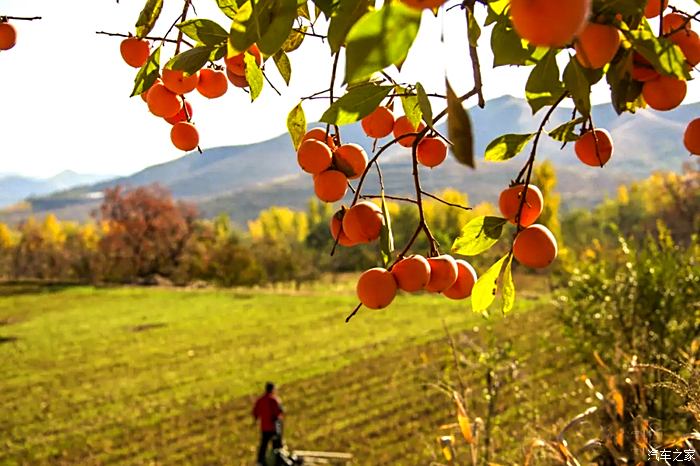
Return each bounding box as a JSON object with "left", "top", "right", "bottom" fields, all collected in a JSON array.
[{"left": 611, "top": 390, "right": 624, "bottom": 418}]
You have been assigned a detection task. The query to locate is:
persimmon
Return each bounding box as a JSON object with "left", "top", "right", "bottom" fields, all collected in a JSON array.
[
  {"left": 334, "top": 144, "right": 368, "bottom": 179},
  {"left": 661, "top": 12, "right": 689, "bottom": 36},
  {"left": 425, "top": 255, "right": 459, "bottom": 293},
  {"left": 510, "top": 0, "right": 591, "bottom": 47},
  {"left": 401, "top": 0, "right": 447, "bottom": 9},
  {"left": 391, "top": 255, "right": 431, "bottom": 292},
  {"left": 119, "top": 37, "right": 149, "bottom": 67},
  {"left": 631, "top": 52, "right": 660, "bottom": 82},
  {"left": 170, "top": 122, "right": 199, "bottom": 151},
  {"left": 575, "top": 23, "right": 621, "bottom": 69},
  {"left": 574, "top": 129, "right": 614, "bottom": 167},
  {"left": 303, "top": 127, "right": 336, "bottom": 149},
  {"left": 297, "top": 140, "right": 333, "bottom": 175},
  {"left": 225, "top": 44, "right": 262, "bottom": 76},
  {"left": 361, "top": 106, "right": 395, "bottom": 139},
  {"left": 329, "top": 210, "right": 357, "bottom": 247},
  {"left": 498, "top": 184, "right": 544, "bottom": 227},
  {"left": 417, "top": 137, "right": 448, "bottom": 168},
  {"left": 0, "top": 22, "right": 17, "bottom": 51},
  {"left": 683, "top": 118, "right": 700, "bottom": 155},
  {"left": 642, "top": 75, "right": 687, "bottom": 111},
  {"left": 393, "top": 116, "right": 426, "bottom": 148},
  {"left": 147, "top": 82, "right": 183, "bottom": 118},
  {"left": 196, "top": 69, "right": 228, "bottom": 99},
  {"left": 342, "top": 201, "right": 383, "bottom": 243},
  {"left": 140, "top": 78, "right": 162, "bottom": 103},
  {"left": 162, "top": 69, "right": 199, "bottom": 95},
  {"left": 164, "top": 100, "right": 193, "bottom": 125},
  {"left": 356, "top": 268, "right": 398, "bottom": 310},
  {"left": 513, "top": 224, "right": 558, "bottom": 269},
  {"left": 644, "top": 0, "right": 668, "bottom": 18},
  {"left": 314, "top": 170, "right": 348, "bottom": 203},
  {"left": 443, "top": 260, "right": 478, "bottom": 300},
  {"left": 226, "top": 68, "right": 249, "bottom": 88},
  {"left": 671, "top": 30, "right": 700, "bottom": 67}
]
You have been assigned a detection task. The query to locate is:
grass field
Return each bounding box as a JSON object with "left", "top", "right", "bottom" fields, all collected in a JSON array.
[{"left": 0, "top": 278, "right": 589, "bottom": 465}]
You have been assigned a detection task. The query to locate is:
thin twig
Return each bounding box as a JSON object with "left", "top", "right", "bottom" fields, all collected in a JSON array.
[
  {"left": 465, "top": 1, "right": 485, "bottom": 108},
  {"left": 1, "top": 16, "right": 42, "bottom": 21},
  {"left": 292, "top": 27, "right": 326, "bottom": 39},
  {"left": 514, "top": 92, "right": 568, "bottom": 228},
  {"left": 421, "top": 190, "right": 472, "bottom": 211},
  {"left": 95, "top": 30, "right": 188, "bottom": 45},
  {"left": 174, "top": 0, "right": 192, "bottom": 55}
]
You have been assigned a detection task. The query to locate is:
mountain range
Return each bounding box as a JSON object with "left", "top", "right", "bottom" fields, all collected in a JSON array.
[
  {"left": 0, "top": 171, "right": 112, "bottom": 209},
  {"left": 1, "top": 95, "right": 696, "bottom": 226}
]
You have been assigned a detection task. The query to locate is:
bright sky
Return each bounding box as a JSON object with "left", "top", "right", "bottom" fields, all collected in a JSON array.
[{"left": 1, "top": 0, "right": 698, "bottom": 178}]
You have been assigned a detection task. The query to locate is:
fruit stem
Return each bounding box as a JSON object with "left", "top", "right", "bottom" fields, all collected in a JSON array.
[{"left": 345, "top": 303, "right": 362, "bottom": 323}]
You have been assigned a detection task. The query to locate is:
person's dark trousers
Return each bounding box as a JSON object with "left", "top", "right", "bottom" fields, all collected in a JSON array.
[{"left": 257, "top": 431, "right": 283, "bottom": 465}]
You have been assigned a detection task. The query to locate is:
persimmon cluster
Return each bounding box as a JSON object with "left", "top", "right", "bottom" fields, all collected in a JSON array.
[
  {"left": 510, "top": 0, "right": 700, "bottom": 163},
  {"left": 120, "top": 37, "right": 261, "bottom": 152}
]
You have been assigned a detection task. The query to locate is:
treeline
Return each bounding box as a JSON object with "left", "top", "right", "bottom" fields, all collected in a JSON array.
[
  {"left": 0, "top": 161, "right": 695, "bottom": 287},
  {"left": 0, "top": 182, "right": 511, "bottom": 286}
]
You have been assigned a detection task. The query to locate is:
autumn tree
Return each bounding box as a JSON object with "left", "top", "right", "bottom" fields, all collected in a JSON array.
[{"left": 97, "top": 185, "right": 197, "bottom": 282}]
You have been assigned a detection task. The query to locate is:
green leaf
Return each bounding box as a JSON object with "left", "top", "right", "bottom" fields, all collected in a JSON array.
[
  {"left": 452, "top": 216, "right": 507, "bottom": 256},
  {"left": 484, "top": 133, "right": 535, "bottom": 162},
  {"left": 216, "top": 0, "right": 239, "bottom": 19},
  {"left": 287, "top": 102, "right": 306, "bottom": 150},
  {"left": 472, "top": 255, "right": 509, "bottom": 313},
  {"left": 501, "top": 255, "right": 515, "bottom": 314},
  {"left": 628, "top": 27, "right": 691, "bottom": 80},
  {"left": 548, "top": 117, "right": 585, "bottom": 143},
  {"left": 328, "top": 0, "right": 372, "bottom": 53},
  {"left": 244, "top": 52, "right": 264, "bottom": 101},
  {"left": 491, "top": 20, "right": 531, "bottom": 67},
  {"left": 563, "top": 57, "right": 592, "bottom": 117},
  {"left": 228, "top": 2, "right": 257, "bottom": 55},
  {"left": 320, "top": 84, "right": 392, "bottom": 125},
  {"left": 415, "top": 83, "right": 433, "bottom": 129},
  {"left": 466, "top": 5, "right": 481, "bottom": 47},
  {"left": 379, "top": 192, "right": 394, "bottom": 268},
  {"left": 282, "top": 27, "right": 306, "bottom": 52},
  {"left": 131, "top": 46, "right": 160, "bottom": 97},
  {"left": 399, "top": 87, "right": 422, "bottom": 130},
  {"left": 177, "top": 19, "right": 229, "bottom": 47},
  {"left": 209, "top": 44, "right": 227, "bottom": 62},
  {"left": 485, "top": 0, "right": 509, "bottom": 25},
  {"left": 135, "top": 0, "right": 163, "bottom": 38},
  {"left": 344, "top": 4, "right": 421, "bottom": 84},
  {"left": 257, "top": 0, "right": 298, "bottom": 56},
  {"left": 525, "top": 49, "right": 564, "bottom": 114},
  {"left": 446, "top": 80, "right": 475, "bottom": 169},
  {"left": 606, "top": 49, "right": 644, "bottom": 115},
  {"left": 273, "top": 50, "right": 292, "bottom": 85},
  {"left": 312, "top": 0, "right": 337, "bottom": 18},
  {"left": 166, "top": 46, "right": 213, "bottom": 74}
]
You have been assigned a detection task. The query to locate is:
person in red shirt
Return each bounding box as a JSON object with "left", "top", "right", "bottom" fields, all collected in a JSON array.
[{"left": 253, "top": 382, "right": 284, "bottom": 466}]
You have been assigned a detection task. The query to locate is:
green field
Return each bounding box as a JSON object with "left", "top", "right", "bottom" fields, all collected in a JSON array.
[{"left": 0, "top": 279, "right": 587, "bottom": 465}]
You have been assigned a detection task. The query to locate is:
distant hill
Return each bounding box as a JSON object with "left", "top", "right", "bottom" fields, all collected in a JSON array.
[
  {"left": 0, "top": 171, "right": 113, "bottom": 209},
  {"left": 3, "top": 96, "right": 697, "bottom": 226}
]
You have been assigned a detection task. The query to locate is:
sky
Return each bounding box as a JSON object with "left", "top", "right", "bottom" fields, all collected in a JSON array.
[{"left": 1, "top": 0, "right": 698, "bottom": 178}]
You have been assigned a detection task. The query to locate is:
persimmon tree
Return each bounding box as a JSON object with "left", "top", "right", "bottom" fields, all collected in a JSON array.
[{"left": 3, "top": 0, "right": 700, "bottom": 318}]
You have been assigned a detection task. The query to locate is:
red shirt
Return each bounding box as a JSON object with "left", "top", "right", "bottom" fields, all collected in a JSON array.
[{"left": 253, "top": 393, "right": 283, "bottom": 432}]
